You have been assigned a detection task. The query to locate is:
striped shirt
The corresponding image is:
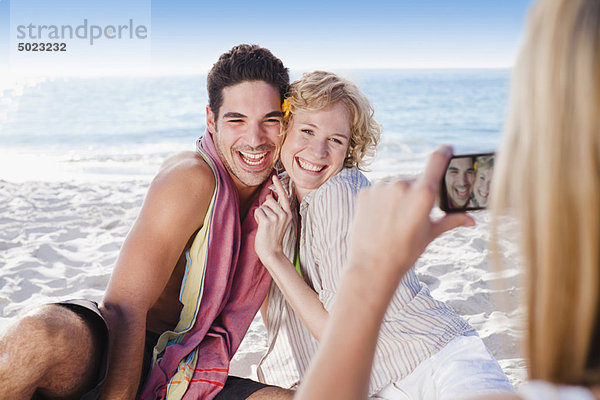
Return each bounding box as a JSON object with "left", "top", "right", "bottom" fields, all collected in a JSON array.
[{"left": 257, "top": 167, "right": 474, "bottom": 395}]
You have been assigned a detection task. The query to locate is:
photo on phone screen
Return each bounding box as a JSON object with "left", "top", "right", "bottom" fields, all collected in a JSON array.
[{"left": 440, "top": 153, "right": 495, "bottom": 212}]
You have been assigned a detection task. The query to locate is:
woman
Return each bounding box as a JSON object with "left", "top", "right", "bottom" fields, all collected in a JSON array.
[
  {"left": 468, "top": 155, "right": 493, "bottom": 208},
  {"left": 254, "top": 71, "right": 512, "bottom": 399},
  {"left": 295, "top": 0, "right": 600, "bottom": 399}
]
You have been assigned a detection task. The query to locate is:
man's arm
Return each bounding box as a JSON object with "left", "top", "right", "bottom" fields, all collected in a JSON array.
[{"left": 98, "top": 152, "right": 215, "bottom": 399}]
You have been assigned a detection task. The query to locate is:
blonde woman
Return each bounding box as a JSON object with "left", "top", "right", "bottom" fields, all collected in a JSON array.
[
  {"left": 253, "top": 71, "right": 512, "bottom": 399},
  {"left": 295, "top": 0, "right": 600, "bottom": 399},
  {"left": 469, "top": 156, "right": 493, "bottom": 208}
]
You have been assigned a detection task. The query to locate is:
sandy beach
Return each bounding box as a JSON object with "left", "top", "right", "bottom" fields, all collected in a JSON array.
[{"left": 0, "top": 178, "right": 527, "bottom": 388}]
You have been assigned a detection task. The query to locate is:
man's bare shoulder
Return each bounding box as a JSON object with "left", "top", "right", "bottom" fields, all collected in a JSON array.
[
  {"left": 136, "top": 151, "right": 216, "bottom": 233},
  {"left": 154, "top": 151, "right": 216, "bottom": 199}
]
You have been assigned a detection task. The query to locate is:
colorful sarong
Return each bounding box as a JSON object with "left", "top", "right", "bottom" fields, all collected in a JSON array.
[{"left": 140, "top": 130, "right": 273, "bottom": 400}]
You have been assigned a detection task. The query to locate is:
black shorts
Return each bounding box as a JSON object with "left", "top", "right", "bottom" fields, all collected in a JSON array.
[
  {"left": 35, "top": 299, "right": 273, "bottom": 399},
  {"left": 214, "top": 376, "right": 276, "bottom": 400}
]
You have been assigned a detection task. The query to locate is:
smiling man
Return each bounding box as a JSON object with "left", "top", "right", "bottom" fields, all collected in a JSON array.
[
  {"left": 211, "top": 81, "right": 283, "bottom": 190},
  {"left": 444, "top": 156, "right": 475, "bottom": 209},
  {"left": 0, "top": 44, "right": 293, "bottom": 400}
]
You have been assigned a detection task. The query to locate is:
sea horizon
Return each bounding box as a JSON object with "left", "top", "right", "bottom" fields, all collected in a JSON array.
[{"left": 0, "top": 68, "right": 510, "bottom": 182}]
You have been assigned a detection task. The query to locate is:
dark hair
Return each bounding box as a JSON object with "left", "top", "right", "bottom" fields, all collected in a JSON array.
[{"left": 207, "top": 44, "right": 289, "bottom": 119}]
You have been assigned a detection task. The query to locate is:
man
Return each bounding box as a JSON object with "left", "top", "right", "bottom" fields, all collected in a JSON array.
[
  {"left": 0, "top": 44, "right": 293, "bottom": 400},
  {"left": 443, "top": 156, "right": 475, "bottom": 209}
]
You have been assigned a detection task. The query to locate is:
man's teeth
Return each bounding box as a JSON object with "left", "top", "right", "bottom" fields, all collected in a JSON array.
[
  {"left": 240, "top": 151, "right": 267, "bottom": 165},
  {"left": 298, "top": 158, "right": 324, "bottom": 172}
]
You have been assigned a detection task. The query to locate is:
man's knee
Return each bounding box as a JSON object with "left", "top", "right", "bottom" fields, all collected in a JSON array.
[
  {"left": 6, "top": 304, "right": 93, "bottom": 350},
  {"left": 247, "top": 387, "right": 295, "bottom": 399},
  {"left": 0, "top": 304, "right": 101, "bottom": 397},
  {"left": 1, "top": 303, "right": 99, "bottom": 372}
]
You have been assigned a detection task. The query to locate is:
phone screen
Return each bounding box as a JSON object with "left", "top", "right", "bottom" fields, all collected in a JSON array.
[{"left": 440, "top": 153, "right": 495, "bottom": 212}]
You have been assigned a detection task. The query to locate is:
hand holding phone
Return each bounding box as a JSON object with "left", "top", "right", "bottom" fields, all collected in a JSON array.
[{"left": 439, "top": 153, "right": 495, "bottom": 212}]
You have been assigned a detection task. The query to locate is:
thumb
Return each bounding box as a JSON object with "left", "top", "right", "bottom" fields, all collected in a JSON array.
[{"left": 431, "top": 213, "right": 475, "bottom": 239}]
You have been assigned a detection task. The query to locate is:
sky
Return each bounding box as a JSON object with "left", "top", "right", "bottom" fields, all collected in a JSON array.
[{"left": 0, "top": 0, "right": 535, "bottom": 76}]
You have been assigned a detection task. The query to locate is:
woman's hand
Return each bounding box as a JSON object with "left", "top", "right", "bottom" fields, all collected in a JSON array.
[
  {"left": 255, "top": 176, "right": 330, "bottom": 341},
  {"left": 295, "top": 146, "right": 476, "bottom": 400},
  {"left": 348, "top": 146, "right": 475, "bottom": 289},
  {"left": 254, "top": 175, "right": 293, "bottom": 265}
]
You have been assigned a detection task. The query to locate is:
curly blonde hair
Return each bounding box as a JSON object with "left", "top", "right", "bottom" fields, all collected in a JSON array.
[{"left": 282, "top": 71, "right": 381, "bottom": 170}]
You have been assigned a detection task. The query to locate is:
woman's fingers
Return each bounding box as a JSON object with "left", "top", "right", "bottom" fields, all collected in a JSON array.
[
  {"left": 262, "top": 194, "right": 291, "bottom": 221},
  {"left": 431, "top": 213, "right": 475, "bottom": 238},
  {"left": 259, "top": 202, "right": 278, "bottom": 219},
  {"left": 255, "top": 177, "right": 293, "bottom": 259},
  {"left": 255, "top": 204, "right": 277, "bottom": 225},
  {"left": 254, "top": 207, "right": 266, "bottom": 224},
  {"left": 350, "top": 146, "right": 477, "bottom": 275},
  {"left": 271, "top": 175, "right": 292, "bottom": 214},
  {"left": 419, "top": 145, "right": 453, "bottom": 193}
]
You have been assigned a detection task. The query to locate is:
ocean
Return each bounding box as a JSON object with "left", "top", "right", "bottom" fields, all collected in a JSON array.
[{"left": 0, "top": 69, "right": 510, "bottom": 182}]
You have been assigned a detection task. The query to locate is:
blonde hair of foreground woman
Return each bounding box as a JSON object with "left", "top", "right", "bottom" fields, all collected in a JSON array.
[{"left": 491, "top": 0, "right": 600, "bottom": 386}]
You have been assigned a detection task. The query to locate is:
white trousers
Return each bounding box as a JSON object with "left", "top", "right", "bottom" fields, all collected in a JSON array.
[{"left": 371, "top": 332, "right": 514, "bottom": 400}]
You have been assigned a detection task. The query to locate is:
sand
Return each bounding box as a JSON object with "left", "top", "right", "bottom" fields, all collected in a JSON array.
[{"left": 0, "top": 178, "right": 527, "bottom": 388}]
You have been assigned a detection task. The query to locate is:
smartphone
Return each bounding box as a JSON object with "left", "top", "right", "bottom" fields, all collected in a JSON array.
[{"left": 439, "top": 152, "right": 495, "bottom": 212}]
